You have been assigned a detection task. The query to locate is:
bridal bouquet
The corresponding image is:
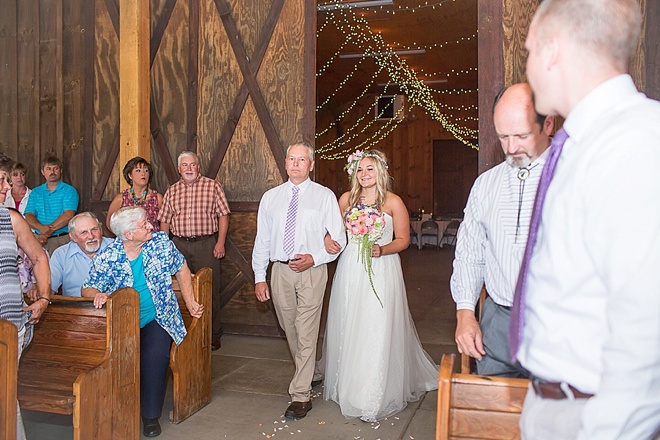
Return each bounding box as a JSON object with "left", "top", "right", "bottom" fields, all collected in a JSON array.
[{"left": 345, "top": 203, "right": 386, "bottom": 307}]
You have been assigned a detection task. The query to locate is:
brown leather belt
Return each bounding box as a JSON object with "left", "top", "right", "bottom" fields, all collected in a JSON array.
[
  {"left": 173, "top": 234, "right": 214, "bottom": 242},
  {"left": 532, "top": 378, "right": 594, "bottom": 400}
]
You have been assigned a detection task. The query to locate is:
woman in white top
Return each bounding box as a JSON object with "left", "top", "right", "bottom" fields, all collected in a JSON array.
[{"left": 3, "top": 162, "right": 31, "bottom": 215}]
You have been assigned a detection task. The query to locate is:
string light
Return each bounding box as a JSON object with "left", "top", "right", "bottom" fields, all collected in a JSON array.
[
  {"left": 315, "top": 1, "right": 478, "bottom": 157},
  {"left": 318, "top": 0, "right": 462, "bottom": 14},
  {"left": 316, "top": 65, "right": 389, "bottom": 138},
  {"left": 387, "top": 33, "right": 477, "bottom": 53},
  {"left": 317, "top": 90, "right": 401, "bottom": 155},
  {"left": 428, "top": 88, "right": 478, "bottom": 95}
]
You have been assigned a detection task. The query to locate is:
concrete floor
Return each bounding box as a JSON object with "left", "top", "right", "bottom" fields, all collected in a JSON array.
[{"left": 23, "top": 246, "right": 458, "bottom": 440}]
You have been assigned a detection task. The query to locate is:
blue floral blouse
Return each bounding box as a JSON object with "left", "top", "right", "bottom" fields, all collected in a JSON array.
[{"left": 83, "top": 231, "right": 188, "bottom": 344}]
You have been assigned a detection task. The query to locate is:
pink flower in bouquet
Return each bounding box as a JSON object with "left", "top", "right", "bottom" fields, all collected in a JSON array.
[{"left": 345, "top": 203, "right": 386, "bottom": 307}]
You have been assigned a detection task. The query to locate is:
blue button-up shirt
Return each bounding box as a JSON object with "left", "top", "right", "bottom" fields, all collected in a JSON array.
[
  {"left": 51, "top": 237, "right": 112, "bottom": 296},
  {"left": 83, "top": 232, "right": 188, "bottom": 344}
]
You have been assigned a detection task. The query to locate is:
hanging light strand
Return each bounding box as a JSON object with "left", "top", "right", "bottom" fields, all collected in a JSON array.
[{"left": 315, "top": 2, "right": 479, "bottom": 156}]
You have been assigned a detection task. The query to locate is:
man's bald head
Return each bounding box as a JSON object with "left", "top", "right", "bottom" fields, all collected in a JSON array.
[{"left": 493, "top": 83, "right": 554, "bottom": 168}]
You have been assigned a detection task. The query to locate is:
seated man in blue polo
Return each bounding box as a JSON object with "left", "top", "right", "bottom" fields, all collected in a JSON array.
[
  {"left": 50, "top": 212, "right": 112, "bottom": 296},
  {"left": 24, "top": 156, "right": 79, "bottom": 255}
]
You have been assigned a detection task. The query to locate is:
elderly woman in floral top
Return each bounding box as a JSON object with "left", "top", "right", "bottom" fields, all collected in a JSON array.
[{"left": 82, "top": 206, "right": 203, "bottom": 438}]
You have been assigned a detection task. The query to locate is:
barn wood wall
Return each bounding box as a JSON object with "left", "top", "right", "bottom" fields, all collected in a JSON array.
[{"left": 0, "top": 0, "right": 314, "bottom": 336}]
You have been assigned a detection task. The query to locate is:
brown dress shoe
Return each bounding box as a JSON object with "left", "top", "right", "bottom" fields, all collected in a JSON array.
[
  {"left": 211, "top": 336, "right": 221, "bottom": 351},
  {"left": 285, "top": 401, "right": 312, "bottom": 419}
]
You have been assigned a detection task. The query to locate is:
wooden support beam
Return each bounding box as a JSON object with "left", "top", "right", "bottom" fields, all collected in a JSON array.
[
  {"left": 119, "top": 0, "right": 150, "bottom": 190},
  {"left": 303, "top": 0, "right": 316, "bottom": 147},
  {"left": 477, "top": 0, "right": 504, "bottom": 174},
  {"left": 646, "top": 0, "right": 660, "bottom": 100},
  {"left": 478, "top": 0, "right": 538, "bottom": 174}
]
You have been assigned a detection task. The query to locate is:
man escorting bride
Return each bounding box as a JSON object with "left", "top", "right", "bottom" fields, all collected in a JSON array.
[{"left": 321, "top": 149, "right": 439, "bottom": 422}]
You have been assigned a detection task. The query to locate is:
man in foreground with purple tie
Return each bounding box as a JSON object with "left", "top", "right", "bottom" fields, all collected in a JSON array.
[
  {"left": 512, "top": 0, "right": 660, "bottom": 439},
  {"left": 252, "top": 142, "right": 346, "bottom": 420}
]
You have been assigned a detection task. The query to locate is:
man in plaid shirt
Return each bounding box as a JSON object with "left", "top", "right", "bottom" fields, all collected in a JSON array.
[{"left": 159, "top": 151, "right": 230, "bottom": 350}]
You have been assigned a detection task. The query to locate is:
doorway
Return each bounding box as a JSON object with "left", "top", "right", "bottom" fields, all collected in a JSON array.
[{"left": 433, "top": 140, "right": 478, "bottom": 217}]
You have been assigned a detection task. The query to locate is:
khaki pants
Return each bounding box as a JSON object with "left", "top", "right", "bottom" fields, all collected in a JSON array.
[
  {"left": 271, "top": 262, "right": 327, "bottom": 402},
  {"left": 45, "top": 234, "right": 70, "bottom": 256}
]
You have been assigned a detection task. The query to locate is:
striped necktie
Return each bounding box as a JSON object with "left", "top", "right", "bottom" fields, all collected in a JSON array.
[
  {"left": 283, "top": 185, "right": 300, "bottom": 256},
  {"left": 509, "top": 128, "right": 569, "bottom": 361}
]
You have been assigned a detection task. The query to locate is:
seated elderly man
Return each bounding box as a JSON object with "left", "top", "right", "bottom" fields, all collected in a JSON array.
[
  {"left": 48, "top": 212, "right": 111, "bottom": 296},
  {"left": 82, "top": 206, "right": 204, "bottom": 438}
]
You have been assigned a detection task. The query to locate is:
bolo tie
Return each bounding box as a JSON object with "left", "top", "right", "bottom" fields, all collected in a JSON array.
[{"left": 515, "top": 163, "right": 540, "bottom": 242}]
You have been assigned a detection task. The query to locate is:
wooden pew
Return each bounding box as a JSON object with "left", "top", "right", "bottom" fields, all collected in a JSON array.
[
  {"left": 169, "top": 267, "right": 213, "bottom": 423},
  {"left": 18, "top": 288, "right": 141, "bottom": 440},
  {"left": 436, "top": 353, "right": 529, "bottom": 440},
  {"left": 0, "top": 318, "right": 18, "bottom": 440}
]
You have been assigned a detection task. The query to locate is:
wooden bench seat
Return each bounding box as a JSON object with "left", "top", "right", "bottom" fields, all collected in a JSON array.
[
  {"left": 18, "top": 288, "right": 140, "bottom": 440},
  {"left": 16, "top": 267, "right": 213, "bottom": 439},
  {"left": 0, "top": 318, "right": 18, "bottom": 440},
  {"left": 436, "top": 353, "right": 529, "bottom": 440}
]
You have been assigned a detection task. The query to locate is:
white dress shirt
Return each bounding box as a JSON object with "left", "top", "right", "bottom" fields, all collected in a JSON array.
[
  {"left": 451, "top": 150, "right": 547, "bottom": 310},
  {"left": 2, "top": 187, "right": 31, "bottom": 215},
  {"left": 252, "top": 179, "right": 346, "bottom": 284},
  {"left": 519, "top": 75, "right": 660, "bottom": 440}
]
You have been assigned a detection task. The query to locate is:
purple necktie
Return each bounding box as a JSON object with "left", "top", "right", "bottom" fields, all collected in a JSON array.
[
  {"left": 283, "top": 185, "right": 300, "bottom": 256},
  {"left": 509, "top": 128, "right": 569, "bottom": 361}
]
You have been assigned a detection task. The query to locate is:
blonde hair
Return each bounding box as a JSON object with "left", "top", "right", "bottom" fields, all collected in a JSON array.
[
  {"left": 347, "top": 150, "right": 391, "bottom": 209},
  {"left": 534, "top": 0, "right": 641, "bottom": 71}
]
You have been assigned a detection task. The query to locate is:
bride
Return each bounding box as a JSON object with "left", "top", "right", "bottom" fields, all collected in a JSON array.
[{"left": 321, "top": 149, "right": 439, "bottom": 422}]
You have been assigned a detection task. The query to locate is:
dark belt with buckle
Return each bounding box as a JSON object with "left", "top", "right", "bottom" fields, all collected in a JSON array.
[
  {"left": 49, "top": 232, "right": 68, "bottom": 238},
  {"left": 273, "top": 258, "right": 301, "bottom": 264},
  {"left": 173, "top": 234, "right": 214, "bottom": 242},
  {"left": 532, "top": 378, "right": 594, "bottom": 400}
]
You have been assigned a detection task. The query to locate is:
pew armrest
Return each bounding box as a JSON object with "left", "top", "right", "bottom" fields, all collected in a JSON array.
[
  {"left": 0, "top": 319, "right": 18, "bottom": 440},
  {"left": 169, "top": 267, "right": 213, "bottom": 423},
  {"left": 73, "top": 288, "right": 140, "bottom": 440}
]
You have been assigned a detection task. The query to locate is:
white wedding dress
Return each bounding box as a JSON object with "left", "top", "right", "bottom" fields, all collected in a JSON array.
[{"left": 322, "top": 213, "right": 439, "bottom": 422}]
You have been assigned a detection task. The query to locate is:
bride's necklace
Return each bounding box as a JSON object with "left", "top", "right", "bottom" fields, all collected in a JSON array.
[
  {"left": 515, "top": 162, "right": 540, "bottom": 242},
  {"left": 130, "top": 187, "right": 148, "bottom": 205}
]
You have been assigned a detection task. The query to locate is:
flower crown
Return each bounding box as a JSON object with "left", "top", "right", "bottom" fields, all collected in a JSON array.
[{"left": 344, "top": 150, "right": 389, "bottom": 176}]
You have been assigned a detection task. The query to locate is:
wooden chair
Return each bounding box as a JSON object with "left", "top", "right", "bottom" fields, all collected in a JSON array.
[
  {"left": 460, "top": 286, "right": 488, "bottom": 374},
  {"left": 0, "top": 318, "right": 18, "bottom": 440},
  {"left": 18, "top": 288, "right": 141, "bottom": 440},
  {"left": 169, "top": 268, "right": 213, "bottom": 423},
  {"left": 436, "top": 353, "right": 528, "bottom": 440}
]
